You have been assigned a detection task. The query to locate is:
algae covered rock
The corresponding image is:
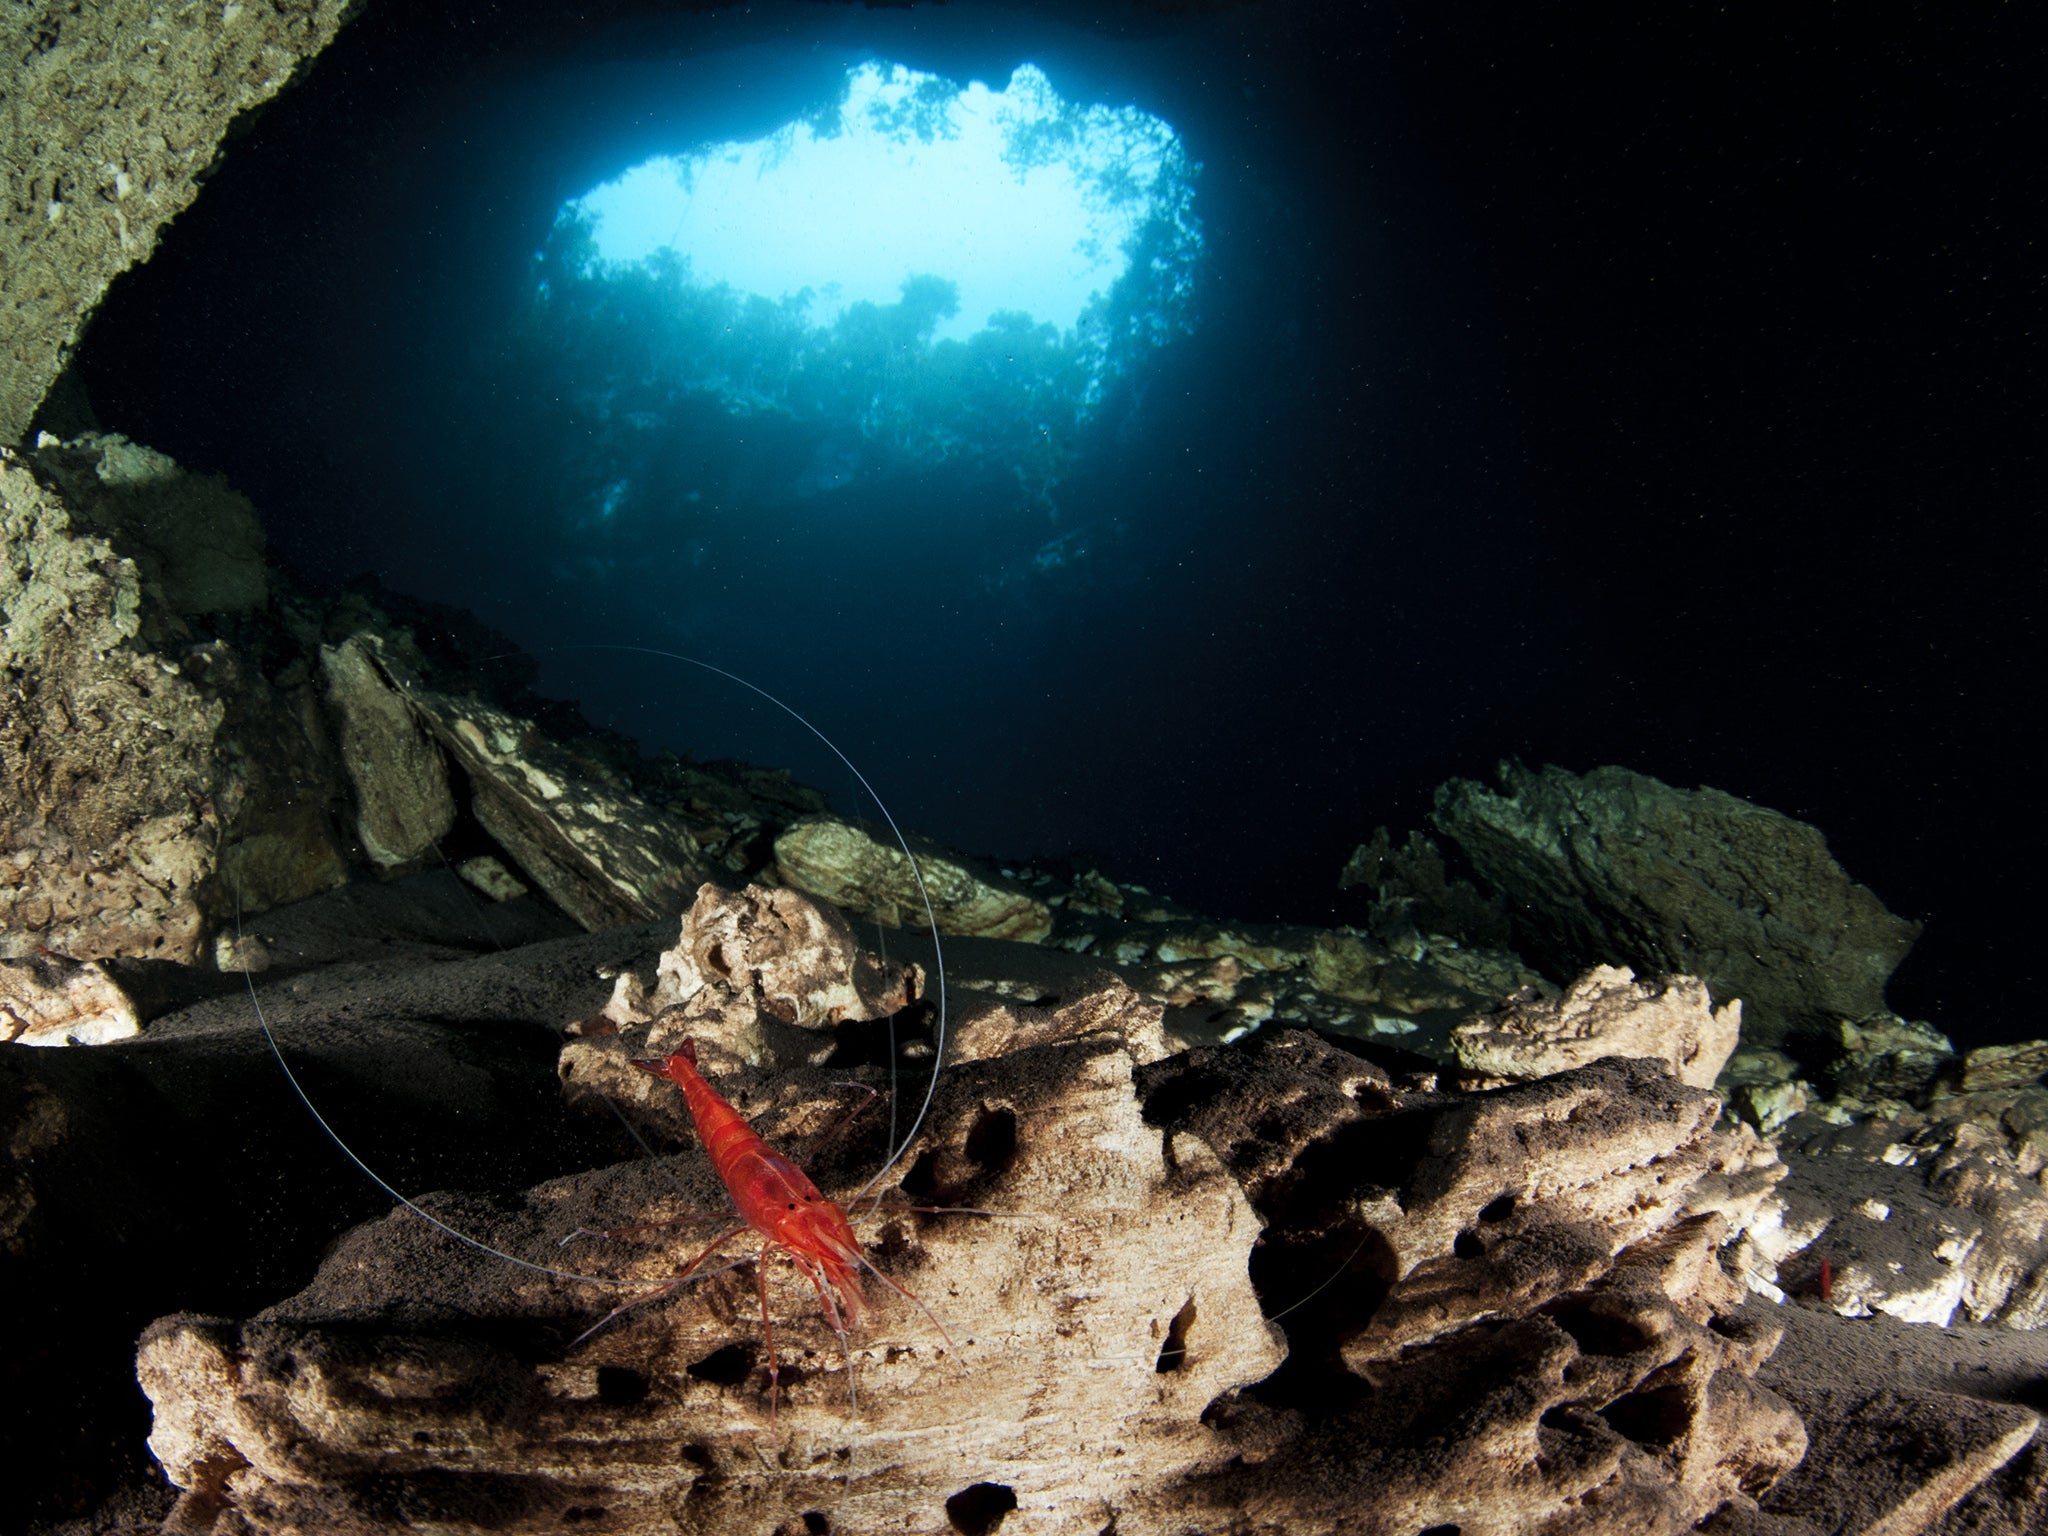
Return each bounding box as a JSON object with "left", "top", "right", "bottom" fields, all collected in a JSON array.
[
  {"left": 775, "top": 812, "right": 1056, "bottom": 942},
  {"left": 0, "top": 1, "right": 351, "bottom": 445},
  {"left": 0, "top": 445, "right": 348, "bottom": 966}
]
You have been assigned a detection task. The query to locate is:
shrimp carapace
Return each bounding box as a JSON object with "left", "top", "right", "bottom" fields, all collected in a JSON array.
[{"left": 634, "top": 1039, "right": 869, "bottom": 1333}]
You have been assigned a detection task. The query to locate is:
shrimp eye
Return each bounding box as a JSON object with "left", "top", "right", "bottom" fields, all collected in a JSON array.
[{"left": 788, "top": 1202, "right": 797, "bottom": 1211}]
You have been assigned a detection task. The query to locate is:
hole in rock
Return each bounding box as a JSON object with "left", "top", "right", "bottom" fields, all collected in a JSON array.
[
  {"left": 1738, "top": 1460, "right": 1781, "bottom": 1498},
  {"left": 679, "top": 1441, "right": 718, "bottom": 1476},
  {"left": 1246, "top": 1224, "right": 1393, "bottom": 1415},
  {"left": 1156, "top": 1296, "right": 1197, "bottom": 1373},
  {"left": 686, "top": 1343, "right": 756, "bottom": 1386},
  {"left": 965, "top": 1106, "right": 1019, "bottom": 1176},
  {"left": 1452, "top": 1229, "right": 1485, "bottom": 1259},
  {"left": 946, "top": 1483, "right": 1019, "bottom": 1536},
  {"left": 1418, "top": 1526, "right": 1462, "bottom": 1535},
  {"left": 1546, "top": 1299, "right": 1653, "bottom": 1357},
  {"left": 899, "top": 1148, "right": 941, "bottom": 1202},
  {"left": 595, "top": 1366, "right": 649, "bottom": 1405},
  {"left": 804, "top": 1514, "right": 831, "bottom": 1536},
  {"left": 563, "top": 1508, "right": 608, "bottom": 1524},
  {"left": 1477, "top": 1193, "right": 1516, "bottom": 1223},
  {"left": 1600, "top": 1383, "right": 1692, "bottom": 1447}
]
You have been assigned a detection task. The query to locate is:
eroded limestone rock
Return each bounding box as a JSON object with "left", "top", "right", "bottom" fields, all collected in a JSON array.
[
  {"left": 0, "top": 950, "right": 139, "bottom": 1046},
  {"left": 139, "top": 1031, "right": 1282, "bottom": 1536},
  {"left": 1773, "top": 1113, "right": 2048, "bottom": 1329},
  {"left": 2, "top": 452, "right": 223, "bottom": 963},
  {"left": 122, "top": 873, "right": 2045, "bottom": 1533},
  {"left": 561, "top": 883, "right": 921, "bottom": 1086},
  {"left": 1825, "top": 1012, "right": 1957, "bottom": 1111},
  {"left": 1144, "top": 1039, "right": 1802, "bottom": 1533},
  {"left": 1432, "top": 762, "right": 1922, "bottom": 1047},
  {"left": 1, "top": 442, "right": 353, "bottom": 968},
  {"left": 29, "top": 433, "right": 267, "bottom": 615},
  {"left": 655, "top": 881, "right": 916, "bottom": 1030},
  {"left": 325, "top": 631, "right": 713, "bottom": 930},
  {"left": 1453, "top": 964, "right": 1742, "bottom": 1090},
  {"left": 1953, "top": 1039, "right": 2048, "bottom": 1095},
  {"left": 1086, "top": 918, "right": 1548, "bottom": 1047},
  {"left": 320, "top": 633, "right": 456, "bottom": 870}
]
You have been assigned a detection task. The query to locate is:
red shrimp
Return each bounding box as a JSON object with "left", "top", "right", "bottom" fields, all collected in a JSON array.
[{"left": 625, "top": 1037, "right": 954, "bottom": 1422}]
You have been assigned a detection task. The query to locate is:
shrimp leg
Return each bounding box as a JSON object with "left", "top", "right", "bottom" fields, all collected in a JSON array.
[{"left": 567, "top": 1222, "right": 750, "bottom": 1350}]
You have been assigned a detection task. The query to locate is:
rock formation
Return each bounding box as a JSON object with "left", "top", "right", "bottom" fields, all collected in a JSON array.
[
  {"left": 1453, "top": 963, "right": 1742, "bottom": 1090},
  {"left": 140, "top": 889, "right": 1284, "bottom": 1536},
  {"left": 1428, "top": 762, "right": 1922, "bottom": 1049},
  {"left": 776, "top": 814, "right": 1056, "bottom": 942},
  {"left": 120, "top": 883, "right": 2036, "bottom": 1536},
  {"left": 1, "top": 2, "right": 351, "bottom": 445},
  {"left": 0, "top": 441, "right": 348, "bottom": 973}
]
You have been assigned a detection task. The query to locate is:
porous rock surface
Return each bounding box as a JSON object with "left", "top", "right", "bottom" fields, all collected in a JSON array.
[
  {"left": 1144, "top": 1034, "right": 1804, "bottom": 1534},
  {"left": 0, "top": 445, "right": 349, "bottom": 973},
  {"left": 0, "top": 949, "right": 140, "bottom": 1046},
  {"left": 1769, "top": 1111, "right": 2048, "bottom": 1331},
  {"left": 321, "top": 628, "right": 716, "bottom": 929},
  {"left": 0, "top": 0, "right": 351, "bottom": 445},
  {"left": 1453, "top": 963, "right": 1742, "bottom": 1090},
  {"left": 135, "top": 885, "right": 1811, "bottom": 1536},
  {"left": 29, "top": 433, "right": 268, "bottom": 616},
  {"left": 102, "top": 874, "right": 2048, "bottom": 1534},
  {"left": 1431, "top": 762, "right": 1922, "bottom": 1048},
  {"left": 140, "top": 936, "right": 1283, "bottom": 1534}
]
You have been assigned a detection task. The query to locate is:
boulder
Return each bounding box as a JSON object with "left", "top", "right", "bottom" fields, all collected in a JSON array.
[
  {"left": 775, "top": 813, "right": 1055, "bottom": 942},
  {"left": 1, "top": 447, "right": 348, "bottom": 966},
  {"left": 1432, "top": 762, "right": 1922, "bottom": 1048},
  {"left": 1143, "top": 1041, "right": 1804, "bottom": 1534},
  {"left": 0, "top": 950, "right": 140, "bottom": 1046},
  {"left": 1953, "top": 1040, "right": 2048, "bottom": 1095},
  {"left": 326, "top": 630, "right": 714, "bottom": 930},
  {"left": 29, "top": 433, "right": 267, "bottom": 615},
  {"left": 320, "top": 633, "right": 457, "bottom": 869}
]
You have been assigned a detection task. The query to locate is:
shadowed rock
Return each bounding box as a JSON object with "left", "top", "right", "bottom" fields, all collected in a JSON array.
[{"left": 1431, "top": 762, "right": 1921, "bottom": 1049}]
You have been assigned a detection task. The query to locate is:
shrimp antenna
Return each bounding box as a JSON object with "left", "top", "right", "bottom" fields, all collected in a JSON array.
[{"left": 526, "top": 646, "right": 948, "bottom": 1196}]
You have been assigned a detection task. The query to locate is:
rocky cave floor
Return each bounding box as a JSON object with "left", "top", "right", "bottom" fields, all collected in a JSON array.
[{"left": 7, "top": 869, "right": 2048, "bottom": 1536}]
